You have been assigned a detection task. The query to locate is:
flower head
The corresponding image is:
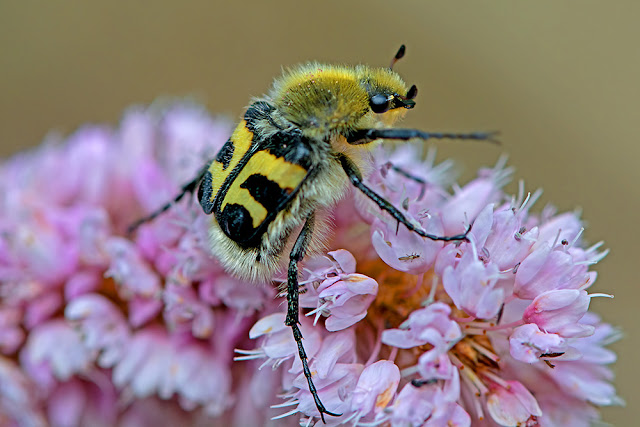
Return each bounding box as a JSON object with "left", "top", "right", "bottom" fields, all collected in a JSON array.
[
  {"left": 0, "top": 103, "right": 620, "bottom": 426},
  {"left": 247, "top": 146, "right": 621, "bottom": 425}
]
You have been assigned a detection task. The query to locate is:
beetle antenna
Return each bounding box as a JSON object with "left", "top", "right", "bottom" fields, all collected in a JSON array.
[{"left": 390, "top": 45, "right": 406, "bottom": 70}]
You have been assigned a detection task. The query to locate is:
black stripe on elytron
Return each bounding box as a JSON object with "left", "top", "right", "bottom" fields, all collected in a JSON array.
[
  {"left": 215, "top": 165, "right": 315, "bottom": 248},
  {"left": 198, "top": 170, "right": 214, "bottom": 214},
  {"left": 215, "top": 139, "right": 234, "bottom": 170},
  {"left": 212, "top": 125, "right": 265, "bottom": 217},
  {"left": 240, "top": 173, "right": 290, "bottom": 214},
  {"left": 264, "top": 129, "right": 314, "bottom": 170},
  {"left": 212, "top": 139, "right": 268, "bottom": 248}
]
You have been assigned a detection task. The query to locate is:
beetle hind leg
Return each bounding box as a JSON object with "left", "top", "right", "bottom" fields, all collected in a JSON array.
[
  {"left": 127, "top": 162, "right": 210, "bottom": 233},
  {"left": 286, "top": 213, "right": 341, "bottom": 422}
]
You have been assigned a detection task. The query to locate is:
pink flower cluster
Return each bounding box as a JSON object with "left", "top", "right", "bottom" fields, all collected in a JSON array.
[
  {"left": 245, "top": 147, "right": 622, "bottom": 426},
  {"left": 0, "top": 105, "right": 291, "bottom": 426},
  {"left": 0, "top": 104, "right": 620, "bottom": 426}
]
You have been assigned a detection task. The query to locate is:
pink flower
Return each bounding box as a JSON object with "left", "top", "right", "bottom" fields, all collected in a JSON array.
[
  {"left": 371, "top": 214, "right": 443, "bottom": 275},
  {"left": 441, "top": 239, "right": 504, "bottom": 319},
  {"left": 381, "top": 302, "right": 462, "bottom": 350},
  {"left": 523, "top": 289, "right": 596, "bottom": 338},
  {"left": 387, "top": 371, "right": 469, "bottom": 426},
  {"left": 300, "top": 250, "right": 379, "bottom": 331},
  {"left": 350, "top": 360, "right": 401, "bottom": 422},
  {"left": 509, "top": 323, "right": 572, "bottom": 364},
  {"left": 1, "top": 103, "right": 620, "bottom": 426},
  {"left": 486, "top": 380, "right": 542, "bottom": 426}
]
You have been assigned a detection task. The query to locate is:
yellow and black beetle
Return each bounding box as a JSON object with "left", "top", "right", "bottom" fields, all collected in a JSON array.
[{"left": 130, "top": 46, "right": 495, "bottom": 421}]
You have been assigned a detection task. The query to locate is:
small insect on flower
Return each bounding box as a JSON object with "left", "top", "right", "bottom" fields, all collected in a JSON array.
[
  {"left": 398, "top": 253, "right": 421, "bottom": 261},
  {"left": 129, "top": 45, "right": 496, "bottom": 421}
]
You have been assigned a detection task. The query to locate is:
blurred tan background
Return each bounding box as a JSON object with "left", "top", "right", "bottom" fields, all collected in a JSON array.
[{"left": 0, "top": 1, "right": 637, "bottom": 424}]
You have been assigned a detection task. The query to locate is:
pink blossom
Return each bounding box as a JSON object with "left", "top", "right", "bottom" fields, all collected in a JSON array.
[
  {"left": 523, "top": 289, "right": 595, "bottom": 338},
  {"left": 509, "top": 323, "right": 570, "bottom": 364},
  {"left": 300, "top": 250, "right": 379, "bottom": 331},
  {"left": 439, "top": 160, "right": 512, "bottom": 235},
  {"left": 442, "top": 240, "right": 504, "bottom": 319},
  {"left": 381, "top": 302, "right": 461, "bottom": 350},
  {"left": 23, "top": 320, "right": 93, "bottom": 382},
  {"left": 314, "top": 329, "right": 357, "bottom": 378},
  {"left": 350, "top": 360, "right": 401, "bottom": 421},
  {"left": 64, "top": 293, "right": 130, "bottom": 367},
  {"left": 387, "top": 375, "right": 470, "bottom": 427},
  {"left": 514, "top": 243, "right": 594, "bottom": 300},
  {"left": 0, "top": 356, "right": 47, "bottom": 427},
  {"left": 293, "top": 363, "right": 363, "bottom": 423},
  {"left": 0, "top": 307, "right": 24, "bottom": 353},
  {"left": 486, "top": 380, "right": 542, "bottom": 426},
  {"left": 481, "top": 203, "right": 539, "bottom": 270},
  {"left": 0, "top": 103, "right": 620, "bottom": 426},
  {"left": 388, "top": 383, "right": 438, "bottom": 426},
  {"left": 371, "top": 215, "right": 444, "bottom": 275}
]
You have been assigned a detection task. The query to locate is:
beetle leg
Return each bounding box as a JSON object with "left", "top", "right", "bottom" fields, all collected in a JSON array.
[
  {"left": 286, "top": 213, "right": 341, "bottom": 422},
  {"left": 338, "top": 154, "right": 471, "bottom": 242},
  {"left": 127, "top": 162, "right": 211, "bottom": 233}
]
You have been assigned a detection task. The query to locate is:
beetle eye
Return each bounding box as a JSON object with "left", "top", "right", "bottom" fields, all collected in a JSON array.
[{"left": 370, "top": 94, "right": 391, "bottom": 113}]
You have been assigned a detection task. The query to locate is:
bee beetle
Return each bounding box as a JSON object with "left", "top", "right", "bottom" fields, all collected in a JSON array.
[{"left": 130, "top": 46, "right": 495, "bottom": 421}]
